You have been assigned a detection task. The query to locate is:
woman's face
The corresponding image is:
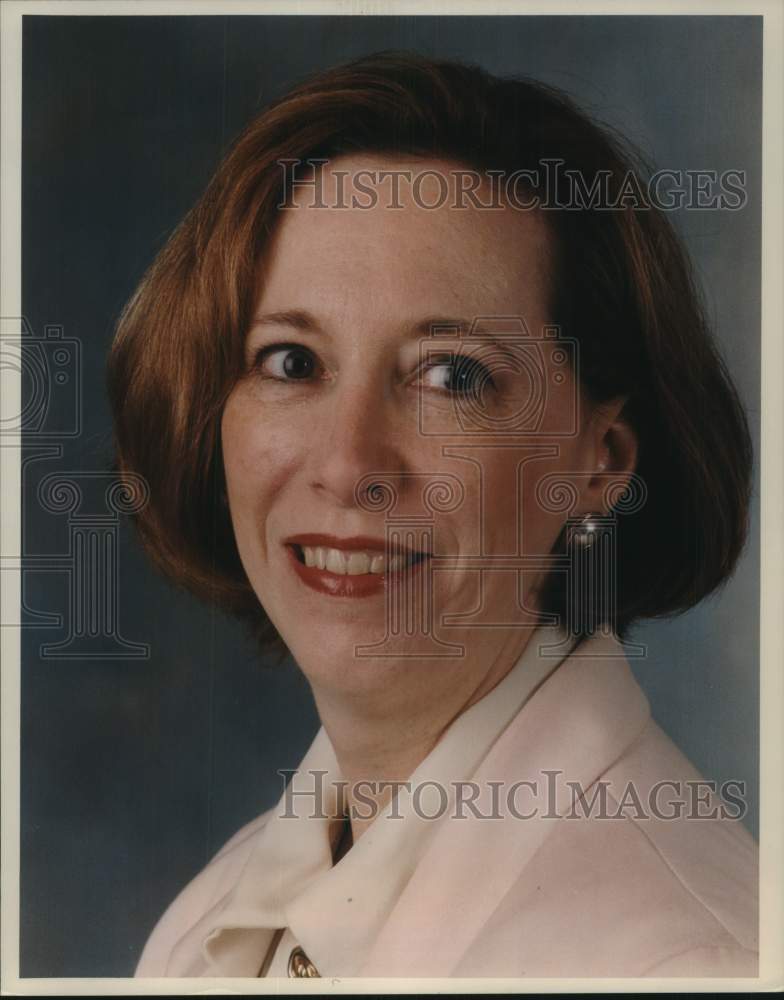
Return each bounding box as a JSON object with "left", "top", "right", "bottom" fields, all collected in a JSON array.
[{"left": 222, "top": 157, "right": 610, "bottom": 712}]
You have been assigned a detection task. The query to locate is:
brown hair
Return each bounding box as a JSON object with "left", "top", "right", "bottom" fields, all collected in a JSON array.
[{"left": 107, "top": 51, "right": 753, "bottom": 648}]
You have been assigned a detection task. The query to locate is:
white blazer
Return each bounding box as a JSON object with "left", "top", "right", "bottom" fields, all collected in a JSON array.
[{"left": 135, "top": 629, "right": 758, "bottom": 979}]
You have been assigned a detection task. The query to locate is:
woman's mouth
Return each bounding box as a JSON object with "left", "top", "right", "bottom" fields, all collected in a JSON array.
[
  {"left": 285, "top": 537, "right": 429, "bottom": 598},
  {"left": 298, "top": 544, "right": 426, "bottom": 575}
]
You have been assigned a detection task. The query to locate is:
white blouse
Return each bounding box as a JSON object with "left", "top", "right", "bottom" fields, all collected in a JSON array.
[{"left": 204, "top": 624, "right": 578, "bottom": 978}]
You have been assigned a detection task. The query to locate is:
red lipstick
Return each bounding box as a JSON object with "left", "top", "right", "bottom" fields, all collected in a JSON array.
[{"left": 283, "top": 533, "right": 430, "bottom": 599}]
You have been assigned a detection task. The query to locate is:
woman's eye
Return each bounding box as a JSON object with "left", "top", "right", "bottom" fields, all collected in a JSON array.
[
  {"left": 254, "top": 344, "right": 319, "bottom": 381},
  {"left": 420, "top": 354, "right": 495, "bottom": 396}
]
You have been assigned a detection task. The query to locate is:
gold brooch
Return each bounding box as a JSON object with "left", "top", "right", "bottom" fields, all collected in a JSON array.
[{"left": 288, "top": 946, "right": 320, "bottom": 978}]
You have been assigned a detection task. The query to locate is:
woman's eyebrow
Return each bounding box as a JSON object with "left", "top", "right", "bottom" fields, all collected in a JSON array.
[
  {"left": 248, "top": 312, "right": 509, "bottom": 340},
  {"left": 249, "top": 309, "right": 321, "bottom": 332},
  {"left": 409, "top": 317, "right": 473, "bottom": 339},
  {"left": 410, "top": 317, "right": 535, "bottom": 341},
  {"left": 249, "top": 311, "right": 475, "bottom": 337}
]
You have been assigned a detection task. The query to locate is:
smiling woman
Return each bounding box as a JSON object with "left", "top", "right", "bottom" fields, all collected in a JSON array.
[
  {"left": 220, "top": 160, "right": 622, "bottom": 718},
  {"left": 107, "top": 53, "right": 757, "bottom": 979}
]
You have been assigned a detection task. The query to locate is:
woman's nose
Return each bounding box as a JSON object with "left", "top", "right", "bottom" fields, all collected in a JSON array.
[{"left": 308, "top": 379, "right": 409, "bottom": 509}]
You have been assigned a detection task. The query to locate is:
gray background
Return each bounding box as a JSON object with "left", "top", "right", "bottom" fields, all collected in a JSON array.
[{"left": 20, "top": 14, "right": 761, "bottom": 977}]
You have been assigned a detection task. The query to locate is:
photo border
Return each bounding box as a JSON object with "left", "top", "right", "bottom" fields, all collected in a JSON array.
[{"left": 1, "top": 0, "right": 781, "bottom": 993}]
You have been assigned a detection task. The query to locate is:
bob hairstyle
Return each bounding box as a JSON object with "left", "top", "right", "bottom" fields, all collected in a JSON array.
[{"left": 107, "top": 51, "right": 753, "bottom": 650}]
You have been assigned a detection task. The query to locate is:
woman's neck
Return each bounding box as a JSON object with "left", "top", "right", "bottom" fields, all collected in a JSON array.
[
  {"left": 315, "top": 694, "right": 451, "bottom": 841},
  {"left": 310, "top": 632, "right": 532, "bottom": 842}
]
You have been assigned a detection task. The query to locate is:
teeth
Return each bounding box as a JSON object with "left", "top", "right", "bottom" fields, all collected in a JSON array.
[
  {"left": 326, "top": 548, "right": 346, "bottom": 574},
  {"left": 346, "top": 552, "right": 371, "bottom": 574},
  {"left": 299, "top": 546, "right": 421, "bottom": 575}
]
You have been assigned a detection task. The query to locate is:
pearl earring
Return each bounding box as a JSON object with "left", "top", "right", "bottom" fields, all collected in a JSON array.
[{"left": 569, "top": 513, "right": 600, "bottom": 549}]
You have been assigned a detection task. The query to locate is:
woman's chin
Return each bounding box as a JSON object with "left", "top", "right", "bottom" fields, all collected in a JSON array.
[{"left": 283, "top": 627, "right": 457, "bottom": 700}]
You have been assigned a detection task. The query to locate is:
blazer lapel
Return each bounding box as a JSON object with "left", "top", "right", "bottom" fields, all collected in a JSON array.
[
  {"left": 358, "top": 632, "right": 651, "bottom": 977},
  {"left": 167, "top": 895, "right": 276, "bottom": 977},
  {"left": 167, "top": 727, "right": 341, "bottom": 977}
]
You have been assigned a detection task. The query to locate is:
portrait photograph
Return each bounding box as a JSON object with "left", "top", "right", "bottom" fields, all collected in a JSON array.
[{"left": 1, "top": 0, "right": 782, "bottom": 994}]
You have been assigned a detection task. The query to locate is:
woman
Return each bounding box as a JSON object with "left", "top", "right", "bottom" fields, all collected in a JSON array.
[{"left": 108, "top": 53, "right": 758, "bottom": 978}]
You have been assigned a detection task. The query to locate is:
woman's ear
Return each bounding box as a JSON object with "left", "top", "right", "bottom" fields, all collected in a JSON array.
[{"left": 582, "top": 396, "right": 638, "bottom": 513}]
